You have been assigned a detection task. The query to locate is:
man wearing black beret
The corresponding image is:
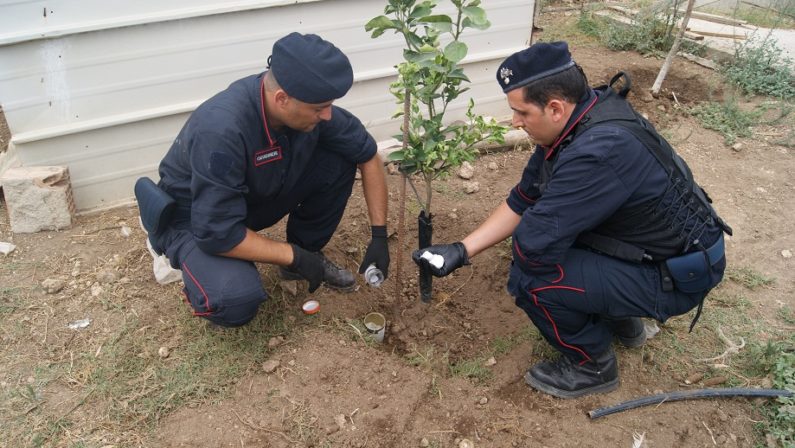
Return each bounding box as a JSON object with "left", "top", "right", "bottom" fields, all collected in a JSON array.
[
  {"left": 145, "top": 32, "right": 389, "bottom": 327},
  {"left": 413, "top": 41, "right": 731, "bottom": 398}
]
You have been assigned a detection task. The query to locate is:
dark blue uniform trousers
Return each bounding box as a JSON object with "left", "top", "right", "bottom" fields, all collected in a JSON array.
[
  {"left": 155, "top": 150, "right": 357, "bottom": 327},
  {"left": 508, "top": 248, "right": 724, "bottom": 364}
]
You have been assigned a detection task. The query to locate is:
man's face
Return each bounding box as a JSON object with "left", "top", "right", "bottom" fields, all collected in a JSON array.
[
  {"left": 282, "top": 97, "right": 334, "bottom": 132},
  {"left": 506, "top": 89, "right": 565, "bottom": 147}
]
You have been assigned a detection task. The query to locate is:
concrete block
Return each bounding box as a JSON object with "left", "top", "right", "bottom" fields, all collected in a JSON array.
[{"left": 1, "top": 166, "right": 76, "bottom": 233}]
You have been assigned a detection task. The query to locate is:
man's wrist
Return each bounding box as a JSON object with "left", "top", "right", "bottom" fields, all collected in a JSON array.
[{"left": 371, "top": 225, "right": 387, "bottom": 238}]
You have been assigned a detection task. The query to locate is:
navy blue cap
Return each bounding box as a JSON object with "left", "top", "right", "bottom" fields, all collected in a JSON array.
[
  {"left": 496, "top": 41, "right": 575, "bottom": 93},
  {"left": 269, "top": 32, "right": 353, "bottom": 104}
]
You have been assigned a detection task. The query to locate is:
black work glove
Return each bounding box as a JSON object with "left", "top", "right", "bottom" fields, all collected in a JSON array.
[
  {"left": 289, "top": 244, "right": 324, "bottom": 293},
  {"left": 358, "top": 226, "right": 390, "bottom": 279},
  {"left": 411, "top": 242, "right": 470, "bottom": 277}
]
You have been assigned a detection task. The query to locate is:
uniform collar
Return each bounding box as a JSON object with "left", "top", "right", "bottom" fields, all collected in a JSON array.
[
  {"left": 544, "top": 89, "right": 598, "bottom": 160},
  {"left": 259, "top": 73, "right": 279, "bottom": 148}
]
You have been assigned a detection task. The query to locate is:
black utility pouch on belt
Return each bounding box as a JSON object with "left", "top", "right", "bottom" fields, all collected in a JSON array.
[
  {"left": 134, "top": 177, "right": 176, "bottom": 235},
  {"left": 664, "top": 234, "right": 724, "bottom": 294},
  {"left": 664, "top": 251, "right": 711, "bottom": 293}
]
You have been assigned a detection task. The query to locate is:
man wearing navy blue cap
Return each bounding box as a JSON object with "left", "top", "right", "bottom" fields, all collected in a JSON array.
[
  {"left": 413, "top": 41, "right": 731, "bottom": 398},
  {"left": 143, "top": 32, "right": 390, "bottom": 328}
]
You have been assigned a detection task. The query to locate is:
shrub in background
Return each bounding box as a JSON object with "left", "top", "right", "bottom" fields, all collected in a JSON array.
[{"left": 723, "top": 34, "right": 795, "bottom": 99}]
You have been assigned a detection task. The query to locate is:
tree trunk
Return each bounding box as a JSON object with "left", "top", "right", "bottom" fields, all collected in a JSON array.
[
  {"left": 651, "top": 0, "right": 696, "bottom": 96},
  {"left": 395, "top": 93, "right": 411, "bottom": 302}
]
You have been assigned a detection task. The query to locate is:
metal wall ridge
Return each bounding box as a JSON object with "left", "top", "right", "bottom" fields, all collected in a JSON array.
[
  {"left": 11, "top": 101, "right": 200, "bottom": 144},
  {"left": 0, "top": 0, "right": 323, "bottom": 46},
  {"left": 1, "top": 0, "right": 535, "bottom": 211},
  {"left": 11, "top": 46, "right": 526, "bottom": 146}
]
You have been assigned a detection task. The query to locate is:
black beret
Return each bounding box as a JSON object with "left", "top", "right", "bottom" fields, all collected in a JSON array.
[
  {"left": 496, "top": 41, "right": 575, "bottom": 93},
  {"left": 270, "top": 32, "right": 354, "bottom": 104}
]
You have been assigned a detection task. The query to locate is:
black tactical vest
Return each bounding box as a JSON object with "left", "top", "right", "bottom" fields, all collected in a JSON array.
[{"left": 538, "top": 73, "right": 731, "bottom": 263}]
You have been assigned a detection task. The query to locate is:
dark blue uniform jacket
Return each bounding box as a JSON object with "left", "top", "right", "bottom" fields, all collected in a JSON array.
[
  {"left": 158, "top": 72, "right": 376, "bottom": 254},
  {"left": 506, "top": 89, "right": 722, "bottom": 272}
]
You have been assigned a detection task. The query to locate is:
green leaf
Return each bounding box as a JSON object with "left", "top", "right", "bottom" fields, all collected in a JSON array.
[
  {"left": 364, "top": 0, "right": 501, "bottom": 214},
  {"left": 404, "top": 49, "right": 437, "bottom": 64},
  {"left": 462, "top": 6, "right": 487, "bottom": 23},
  {"left": 365, "top": 15, "right": 396, "bottom": 32},
  {"left": 461, "top": 16, "right": 490, "bottom": 30},
  {"left": 418, "top": 14, "right": 452, "bottom": 24},
  {"left": 387, "top": 150, "right": 405, "bottom": 161},
  {"left": 407, "top": 32, "right": 424, "bottom": 49},
  {"left": 428, "top": 21, "right": 452, "bottom": 34},
  {"left": 409, "top": 5, "right": 433, "bottom": 19},
  {"left": 447, "top": 67, "right": 470, "bottom": 81},
  {"left": 443, "top": 41, "right": 468, "bottom": 63}
]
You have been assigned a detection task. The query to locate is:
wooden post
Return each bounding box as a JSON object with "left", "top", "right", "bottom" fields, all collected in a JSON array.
[{"left": 652, "top": 0, "right": 697, "bottom": 96}]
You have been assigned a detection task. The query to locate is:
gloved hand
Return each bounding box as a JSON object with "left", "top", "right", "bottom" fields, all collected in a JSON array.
[
  {"left": 358, "top": 226, "right": 390, "bottom": 279},
  {"left": 289, "top": 244, "right": 324, "bottom": 293},
  {"left": 411, "top": 242, "right": 470, "bottom": 277}
]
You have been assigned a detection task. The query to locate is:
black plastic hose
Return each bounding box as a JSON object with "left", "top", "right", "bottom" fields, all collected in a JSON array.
[{"left": 588, "top": 388, "right": 793, "bottom": 419}]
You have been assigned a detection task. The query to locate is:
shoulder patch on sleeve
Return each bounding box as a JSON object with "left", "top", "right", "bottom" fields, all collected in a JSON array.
[{"left": 209, "top": 151, "right": 235, "bottom": 178}]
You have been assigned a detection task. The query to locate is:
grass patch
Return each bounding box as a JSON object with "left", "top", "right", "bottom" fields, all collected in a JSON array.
[
  {"left": 575, "top": 11, "right": 605, "bottom": 39},
  {"left": 449, "top": 327, "right": 536, "bottom": 383},
  {"left": 708, "top": 291, "right": 753, "bottom": 311},
  {"left": 725, "top": 266, "right": 775, "bottom": 289},
  {"left": 776, "top": 306, "right": 795, "bottom": 325},
  {"left": 405, "top": 343, "right": 448, "bottom": 370},
  {"left": 3, "top": 293, "right": 294, "bottom": 447},
  {"left": 449, "top": 357, "right": 493, "bottom": 382},
  {"left": 639, "top": 284, "right": 773, "bottom": 382},
  {"left": 91, "top": 311, "right": 287, "bottom": 429},
  {"left": 490, "top": 326, "right": 535, "bottom": 356},
  {"left": 0, "top": 287, "right": 25, "bottom": 313},
  {"left": 690, "top": 98, "right": 762, "bottom": 145}
]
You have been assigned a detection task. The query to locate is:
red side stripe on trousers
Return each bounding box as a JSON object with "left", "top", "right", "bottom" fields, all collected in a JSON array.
[
  {"left": 182, "top": 262, "right": 213, "bottom": 316},
  {"left": 530, "top": 283, "right": 592, "bottom": 364}
]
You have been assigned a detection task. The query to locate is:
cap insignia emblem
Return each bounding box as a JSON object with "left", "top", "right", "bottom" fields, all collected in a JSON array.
[{"left": 500, "top": 67, "right": 513, "bottom": 85}]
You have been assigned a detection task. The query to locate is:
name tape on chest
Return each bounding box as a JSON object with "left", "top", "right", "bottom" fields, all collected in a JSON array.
[{"left": 254, "top": 146, "right": 283, "bottom": 166}]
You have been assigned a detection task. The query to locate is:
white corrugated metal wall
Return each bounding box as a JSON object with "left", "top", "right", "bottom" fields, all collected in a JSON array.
[{"left": 0, "top": 0, "right": 534, "bottom": 212}]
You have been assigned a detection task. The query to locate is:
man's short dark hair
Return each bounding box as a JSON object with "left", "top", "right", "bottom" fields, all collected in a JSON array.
[{"left": 522, "top": 64, "right": 589, "bottom": 108}]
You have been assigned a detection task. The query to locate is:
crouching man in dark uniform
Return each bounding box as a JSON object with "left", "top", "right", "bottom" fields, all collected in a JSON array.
[
  {"left": 137, "top": 32, "right": 389, "bottom": 328},
  {"left": 413, "top": 42, "right": 731, "bottom": 398}
]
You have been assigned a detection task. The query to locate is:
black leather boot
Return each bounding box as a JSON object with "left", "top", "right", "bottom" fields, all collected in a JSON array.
[
  {"left": 603, "top": 316, "right": 647, "bottom": 348},
  {"left": 279, "top": 251, "right": 355, "bottom": 292},
  {"left": 524, "top": 347, "right": 619, "bottom": 398}
]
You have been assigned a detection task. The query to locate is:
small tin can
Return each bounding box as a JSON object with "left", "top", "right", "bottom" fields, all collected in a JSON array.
[
  {"left": 302, "top": 300, "right": 320, "bottom": 315},
  {"left": 364, "top": 263, "right": 384, "bottom": 287},
  {"left": 363, "top": 312, "right": 386, "bottom": 343}
]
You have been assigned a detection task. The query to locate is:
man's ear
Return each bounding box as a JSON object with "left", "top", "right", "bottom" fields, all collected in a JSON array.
[
  {"left": 546, "top": 99, "right": 567, "bottom": 123},
  {"left": 274, "top": 89, "right": 290, "bottom": 108}
]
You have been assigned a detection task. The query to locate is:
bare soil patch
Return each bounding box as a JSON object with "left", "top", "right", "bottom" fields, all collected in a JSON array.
[{"left": 1, "top": 14, "right": 793, "bottom": 448}]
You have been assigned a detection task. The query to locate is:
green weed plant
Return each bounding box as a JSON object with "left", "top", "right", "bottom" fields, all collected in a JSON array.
[
  {"left": 723, "top": 35, "right": 795, "bottom": 99},
  {"left": 765, "top": 351, "right": 795, "bottom": 446},
  {"left": 575, "top": 7, "right": 677, "bottom": 56},
  {"left": 690, "top": 99, "right": 762, "bottom": 145}
]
